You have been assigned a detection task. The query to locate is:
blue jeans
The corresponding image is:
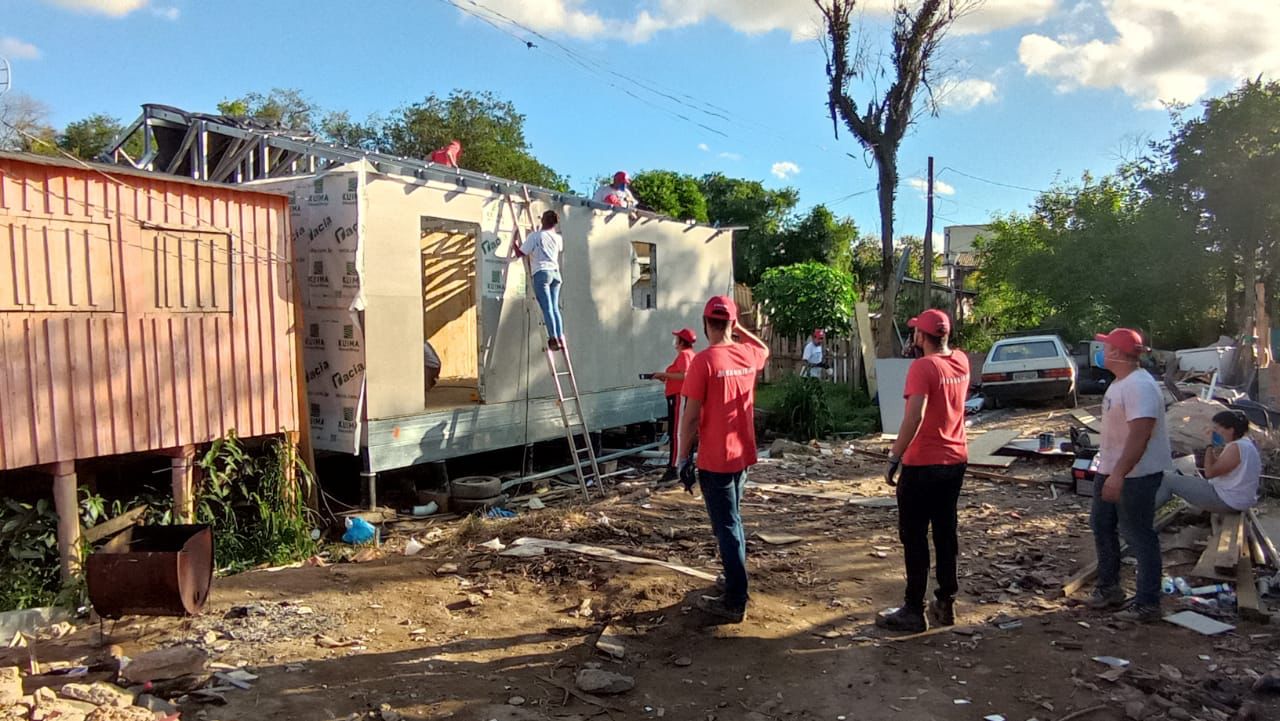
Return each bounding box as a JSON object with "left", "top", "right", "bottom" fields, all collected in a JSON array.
[
  {"left": 699, "top": 468, "right": 749, "bottom": 609},
  {"left": 1090, "top": 472, "right": 1163, "bottom": 606},
  {"left": 531, "top": 270, "right": 563, "bottom": 341}
]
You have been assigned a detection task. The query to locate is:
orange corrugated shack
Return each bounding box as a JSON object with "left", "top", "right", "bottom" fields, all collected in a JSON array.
[{"left": 0, "top": 151, "right": 301, "bottom": 576}]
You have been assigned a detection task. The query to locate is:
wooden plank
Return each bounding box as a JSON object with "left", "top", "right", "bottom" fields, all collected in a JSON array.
[
  {"left": 855, "top": 301, "right": 876, "bottom": 398},
  {"left": 1248, "top": 509, "right": 1280, "bottom": 569},
  {"left": 1190, "top": 515, "right": 1234, "bottom": 582},
  {"left": 966, "top": 429, "right": 1020, "bottom": 468},
  {"left": 1238, "top": 523, "right": 1267, "bottom": 623},
  {"left": 1216, "top": 513, "right": 1244, "bottom": 573},
  {"left": 1061, "top": 504, "right": 1184, "bottom": 597},
  {"left": 1070, "top": 409, "right": 1101, "bottom": 432},
  {"left": 83, "top": 504, "right": 149, "bottom": 544}
]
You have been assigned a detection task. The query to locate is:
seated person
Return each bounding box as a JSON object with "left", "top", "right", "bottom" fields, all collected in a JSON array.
[{"left": 1156, "top": 410, "right": 1260, "bottom": 512}]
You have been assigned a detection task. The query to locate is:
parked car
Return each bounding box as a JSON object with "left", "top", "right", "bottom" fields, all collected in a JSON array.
[
  {"left": 980, "top": 334, "right": 1078, "bottom": 408},
  {"left": 1069, "top": 340, "right": 1115, "bottom": 394}
]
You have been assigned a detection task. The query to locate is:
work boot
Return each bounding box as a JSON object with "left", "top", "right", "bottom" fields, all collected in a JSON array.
[
  {"left": 1114, "top": 602, "right": 1161, "bottom": 624},
  {"left": 928, "top": 597, "right": 955, "bottom": 627},
  {"left": 659, "top": 467, "right": 679, "bottom": 484},
  {"left": 697, "top": 594, "right": 745, "bottom": 623},
  {"left": 547, "top": 338, "right": 561, "bottom": 351},
  {"left": 1086, "top": 585, "right": 1126, "bottom": 610},
  {"left": 875, "top": 606, "right": 926, "bottom": 634}
]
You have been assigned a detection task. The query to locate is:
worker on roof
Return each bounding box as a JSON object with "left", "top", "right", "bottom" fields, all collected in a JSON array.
[
  {"left": 593, "top": 171, "right": 638, "bottom": 208},
  {"left": 801, "top": 329, "right": 829, "bottom": 379},
  {"left": 430, "top": 140, "right": 462, "bottom": 168},
  {"left": 514, "top": 210, "right": 566, "bottom": 351},
  {"left": 651, "top": 328, "right": 698, "bottom": 483}
]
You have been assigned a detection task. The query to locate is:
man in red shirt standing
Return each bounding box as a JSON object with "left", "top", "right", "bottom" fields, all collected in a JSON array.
[
  {"left": 877, "top": 309, "right": 970, "bottom": 633},
  {"left": 653, "top": 328, "right": 697, "bottom": 483},
  {"left": 677, "top": 297, "right": 770, "bottom": 623}
]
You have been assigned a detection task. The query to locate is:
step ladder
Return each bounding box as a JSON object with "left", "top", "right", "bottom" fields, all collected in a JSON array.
[
  {"left": 545, "top": 338, "right": 606, "bottom": 499},
  {"left": 504, "top": 186, "right": 605, "bottom": 499}
]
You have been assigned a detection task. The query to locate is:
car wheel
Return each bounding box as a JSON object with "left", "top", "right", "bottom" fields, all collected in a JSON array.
[
  {"left": 450, "top": 475, "right": 503, "bottom": 500},
  {"left": 1063, "top": 385, "right": 1078, "bottom": 409}
]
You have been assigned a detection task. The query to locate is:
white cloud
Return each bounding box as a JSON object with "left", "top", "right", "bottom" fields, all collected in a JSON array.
[
  {"left": 907, "top": 177, "right": 956, "bottom": 196},
  {"left": 718, "top": 151, "right": 742, "bottom": 161},
  {"left": 150, "top": 5, "right": 179, "bottom": 20},
  {"left": 463, "top": 0, "right": 1058, "bottom": 44},
  {"left": 697, "top": 142, "right": 709, "bottom": 152},
  {"left": 46, "top": 0, "right": 148, "bottom": 16},
  {"left": 0, "top": 37, "right": 41, "bottom": 60},
  {"left": 937, "top": 78, "right": 999, "bottom": 110},
  {"left": 1018, "top": 0, "right": 1280, "bottom": 108},
  {"left": 771, "top": 161, "right": 800, "bottom": 180}
]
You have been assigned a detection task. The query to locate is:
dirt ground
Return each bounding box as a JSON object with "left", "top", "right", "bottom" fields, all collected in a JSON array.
[{"left": 44, "top": 408, "right": 1280, "bottom": 721}]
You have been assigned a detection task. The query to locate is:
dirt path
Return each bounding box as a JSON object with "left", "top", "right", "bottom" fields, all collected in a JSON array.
[{"left": 87, "top": 417, "right": 1279, "bottom": 721}]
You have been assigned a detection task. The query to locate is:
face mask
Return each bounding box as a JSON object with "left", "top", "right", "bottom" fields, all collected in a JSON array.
[
  {"left": 1211, "top": 431, "right": 1225, "bottom": 447},
  {"left": 1094, "top": 349, "right": 1106, "bottom": 368}
]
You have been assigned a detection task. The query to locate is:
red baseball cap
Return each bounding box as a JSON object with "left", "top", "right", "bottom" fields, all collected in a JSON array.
[
  {"left": 703, "top": 295, "right": 738, "bottom": 321},
  {"left": 908, "top": 308, "right": 951, "bottom": 336},
  {"left": 672, "top": 328, "right": 696, "bottom": 344},
  {"left": 813, "top": 329, "right": 826, "bottom": 340},
  {"left": 1095, "top": 328, "right": 1148, "bottom": 355},
  {"left": 613, "top": 171, "right": 629, "bottom": 184}
]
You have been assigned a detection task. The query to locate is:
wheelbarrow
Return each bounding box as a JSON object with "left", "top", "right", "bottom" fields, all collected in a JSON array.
[{"left": 86, "top": 524, "right": 213, "bottom": 619}]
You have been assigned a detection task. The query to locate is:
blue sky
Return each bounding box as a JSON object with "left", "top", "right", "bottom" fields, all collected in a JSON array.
[{"left": 4, "top": 0, "right": 1277, "bottom": 243}]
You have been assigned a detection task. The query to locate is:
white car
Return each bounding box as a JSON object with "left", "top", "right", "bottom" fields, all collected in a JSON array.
[{"left": 980, "top": 334, "right": 1078, "bottom": 408}]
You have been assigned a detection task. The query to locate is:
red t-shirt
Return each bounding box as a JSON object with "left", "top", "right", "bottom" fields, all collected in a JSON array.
[
  {"left": 664, "top": 348, "right": 695, "bottom": 397},
  {"left": 901, "top": 352, "right": 970, "bottom": 466},
  {"left": 681, "top": 342, "right": 770, "bottom": 474}
]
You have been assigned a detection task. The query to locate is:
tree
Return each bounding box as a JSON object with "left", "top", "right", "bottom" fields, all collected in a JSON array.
[
  {"left": 754, "top": 262, "right": 858, "bottom": 339},
  {"left": 318, "top": 110, "right": 385, "bottom": 152},
  {"left": 382, "top": 90, "right": 568, "bottom": 191},
  {"left": 58, "top": 113, "right": 132, "bottom": 160},
  {"left": 779, "top": 205, "right": 858, "bottom": 270},
  {"left": 817, "top": 0, "right": 973, "bottom": 355},
  {"left": 698, "top": 173, "right": 799, "bottom": 285},
  {"left": 0, "top": 93, "right": 57, "bottom": 155},
  {"left": 1147, "top": 79, "right": 1280, "bottom": 329},
  {"left": 630, "top": 170, "right": 709, "bottom": 222},
  {"left": 217, "top": 88, "right": 317, "bottom": 131}
]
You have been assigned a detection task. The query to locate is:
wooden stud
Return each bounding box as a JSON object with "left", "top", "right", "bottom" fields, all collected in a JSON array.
[
  {"left": 50, "top": 461, "right": 81, "bottom": 581},
  {"left": 1238, "top": 522, "right": 1267, "bottom": 623},
  {"left": 167, "top": 445, "right": 196, "bottom": 523}
]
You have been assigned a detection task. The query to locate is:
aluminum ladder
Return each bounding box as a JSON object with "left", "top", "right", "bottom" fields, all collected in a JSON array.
[{"left": 544, "top": 339, "right": 606, "bottom": 499}]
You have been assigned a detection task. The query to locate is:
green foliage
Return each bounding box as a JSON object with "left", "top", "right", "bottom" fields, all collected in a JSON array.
[
  {"left": 0, "top": 489, "right": 105, "bottom": 612},
  {"left": 217, "top": 88, "right": 318, "bottom": 130},
  {"left": 755, "top": 262, "right": 857, "bottom": 339},
  {"left": 757, "top": 377, "right": 880, "bottom": 441},
  {"left": 698, "top": 173, "right": 800, "bottom": 285},
  {"left": 630, "top": 170, "right": 709, "bottom": 222},
  {"left": 195, "top": 432, "right": 317, "bottom": 573},
  {"left": 778, "top": 205, "right": 858, "bottom": 270},
  {"left": 56, "top": 113, "right": 136, "bottom": 160},
  {"left": 382, "top": 90, "right": 569, "bottom": 191}
]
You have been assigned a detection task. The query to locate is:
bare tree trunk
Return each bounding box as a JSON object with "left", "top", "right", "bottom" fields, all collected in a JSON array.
[{"left": 876, "top": 151, "right": 899, "bottom": 357}]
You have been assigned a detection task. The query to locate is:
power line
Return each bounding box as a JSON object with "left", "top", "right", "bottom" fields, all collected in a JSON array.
[{"left": 936, "top": 166, "right": 1047, "bottom": 194}]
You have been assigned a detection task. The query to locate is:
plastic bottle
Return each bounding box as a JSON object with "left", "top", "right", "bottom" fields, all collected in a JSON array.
[
  {"left": 1217, "top": 590, "right": 1237, "bottom": 609},
  {"left": 1190, "top": 583, "right": 1231, "bottom": 596},
  {"left": 342, "top": 517, "right": 377, "bottom": 544},
  {"left": 1173, "top": 577, "right": 1192, "bottom": 596},
  {"left": 1161, "top": 576, "right": 1176, "bottom": 595}
]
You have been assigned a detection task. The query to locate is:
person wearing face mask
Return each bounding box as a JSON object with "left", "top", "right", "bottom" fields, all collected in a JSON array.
[
  {"left": 1155, "top": 410, "right": 1260, "bottom": 512},
  {"left": 1087, "top": 328, "right": 1173, "bottom": 623},
  {"left": 651, "top": 328, "right": 697, "bottom": 482}
]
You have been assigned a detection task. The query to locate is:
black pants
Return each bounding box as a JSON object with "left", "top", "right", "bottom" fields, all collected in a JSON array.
[
  {"left": 666, "top": 395, "right": 681, "bottom": 469},
  {"left": 896, "top": 463, "right": 966, "bottom": 611}
]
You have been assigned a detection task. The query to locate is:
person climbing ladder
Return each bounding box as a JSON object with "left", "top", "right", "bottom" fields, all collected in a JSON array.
[{"left": 515, "top": 209, "right": 565, "bottom": 350}]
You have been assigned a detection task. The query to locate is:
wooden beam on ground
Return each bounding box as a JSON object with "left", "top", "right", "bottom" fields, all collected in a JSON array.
[
  {"left": 1248, "top": 509, "right": 1280, "bottom": 569},
  {"left": 50, "top": 461, "right": 81, "bottom": 581},
  {"left": 1060, "top": 504, "right": 1184, "bottom": 597},
  {"left": 966, "top": 429, "right": 1020, "bottom": 469},
  {"left": 848, "top": 448, "right": 1053, "bottom": 487},
  {"left": 1238, "top": 522, "right": 1267, "bottom": 623},
  {"left": 1069, "top": 409, "right": 1101, "bottom": 433},
  {"left": 1190, "top": 514, "right": 1234, "bottom": 582},
  {"left": 83, "top": 504, "right": 149, "bottom": 544},
  {"left": 1216, "top": 513, "right": 1244, "bottom": 573}
]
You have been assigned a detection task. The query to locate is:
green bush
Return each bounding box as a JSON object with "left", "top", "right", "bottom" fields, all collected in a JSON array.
[
  {"left": 754, "top": 262, "right": 857, "bottom": 339},
  {"left": 757, "top": 377, "right": 880, "bottom": 441},
  {"left": 0, "top": 490, "right": 106, "bottom": 612}
]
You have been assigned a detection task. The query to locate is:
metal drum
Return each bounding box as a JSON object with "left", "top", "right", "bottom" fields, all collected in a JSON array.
[{"left": 86, "top": 524, "right": 213, "bottom": 619}]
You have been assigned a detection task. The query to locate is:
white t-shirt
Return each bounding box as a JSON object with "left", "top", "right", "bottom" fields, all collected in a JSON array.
[
  {"left": 1097, "top": 370, "right": 1172, "bottom": 477},
  {"left": 1213, "top": 437, "right": 1261, "bottom": 511},
  {"left": 593, "top": 184, "right": 637, "bottom": 208},
  {"left": 524, "top": 229, "right": 561, "bottom": 274},
  {"left": 802, "top": 341, "right": 824, "bottom": 365}
]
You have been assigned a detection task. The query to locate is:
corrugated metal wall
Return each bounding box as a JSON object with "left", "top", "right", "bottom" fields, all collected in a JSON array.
[{"left": 0, "top": 154, "right": 299, "bottom": 471}]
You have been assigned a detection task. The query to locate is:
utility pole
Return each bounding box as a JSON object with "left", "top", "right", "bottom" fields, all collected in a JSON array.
[{"left": 922, "top": 155, "right": 934, "bottom": 313}]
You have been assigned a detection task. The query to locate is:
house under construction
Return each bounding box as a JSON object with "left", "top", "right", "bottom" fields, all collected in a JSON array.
[{"left": 104, "top": 104, "right": 737, "bottom": 484}]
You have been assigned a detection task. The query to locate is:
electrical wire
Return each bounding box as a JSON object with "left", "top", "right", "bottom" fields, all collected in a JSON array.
[{"left": 936, "top": 166, "right": 1047, "bottom": 194}]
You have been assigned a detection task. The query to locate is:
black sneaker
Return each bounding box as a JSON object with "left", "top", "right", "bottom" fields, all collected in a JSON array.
[
  {"left": 1086, "top": 586, "right": 1126, "bottom": 610},
  {"left": 928, "top": 598, "right": 955, "bottom": 627},
  {"left": 714, "top": 573, "right": 726, "bottom": 591},
  {"left": 547, "top": 338, "right": 561, "bottom": 351},
  {"left": 659, "top": 468, "right": 678, "bottom": 484},
  {"left": 1114, "top": 603, "right": 1161, "bottom": 624},
  {"left": 875, "top": 606, "right": 926, "bottom": 634},
  {"left": 697, "top": 595, "right": 745, "bottom": 623}
]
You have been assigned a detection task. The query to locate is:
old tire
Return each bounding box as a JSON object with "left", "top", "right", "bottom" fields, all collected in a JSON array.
[
  {"left": 451, "top": 476, "right": 503, "bottom": 500},
  {"left": 451, "top": 494, "right": 507, "bottom": 514}
]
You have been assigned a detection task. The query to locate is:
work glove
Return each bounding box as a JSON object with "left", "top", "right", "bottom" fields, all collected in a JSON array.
[
  {"left": 677, "top": 459, "right": 697, "bottom": 495},
  {"left": 885, "top": 457, "right": 901, "bottom": 487}
]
